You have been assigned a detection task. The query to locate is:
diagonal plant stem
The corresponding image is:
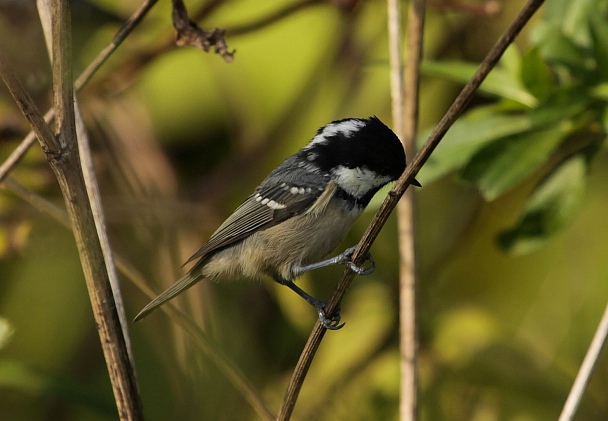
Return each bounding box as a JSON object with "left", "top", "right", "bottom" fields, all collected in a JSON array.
[
  {"left": 0, "top": 0, "right": 158, "bottom": 184},
  {"left": 275, "top": 1, "right": 545, "bottom": 419},
  {"left": 558, "top": 301, "right": 608, "bottom": 421},
  {"left": 389, "top": 0, "right": 426, "bottom": 420}
]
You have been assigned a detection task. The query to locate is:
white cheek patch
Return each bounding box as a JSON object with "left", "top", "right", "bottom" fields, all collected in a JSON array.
[
  {"left": 308, "top": 119, "right": 366, "bottom": 147},
  {"left": 333, "top": 166, "right": 392, "bottom": 198}
]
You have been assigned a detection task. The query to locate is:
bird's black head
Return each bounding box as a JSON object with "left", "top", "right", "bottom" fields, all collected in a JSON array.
[
  {"left": 299, "top": 116, "right": 418, "bottom": 202},
  {"left": 304, "top": 116, "right": 406, "bottom": 180}
]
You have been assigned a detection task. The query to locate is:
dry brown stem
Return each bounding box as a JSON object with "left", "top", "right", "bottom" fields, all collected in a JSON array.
[{"left": 0, "top": 2, "right": 144, "bottom": 419}]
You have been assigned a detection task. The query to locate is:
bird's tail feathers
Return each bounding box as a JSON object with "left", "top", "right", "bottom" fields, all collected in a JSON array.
[{"left": 133, "top": 272, "right": 200, "bottom": 322}]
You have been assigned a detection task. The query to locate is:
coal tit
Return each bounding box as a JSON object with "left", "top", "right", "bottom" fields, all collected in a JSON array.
[{"left": 134, "top": 116, "right": 421, "bottom": 329}]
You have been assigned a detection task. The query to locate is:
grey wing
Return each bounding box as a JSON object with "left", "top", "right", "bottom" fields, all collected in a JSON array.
[{"left": 184, "top": 170, "right": 327, "bottom": 266}]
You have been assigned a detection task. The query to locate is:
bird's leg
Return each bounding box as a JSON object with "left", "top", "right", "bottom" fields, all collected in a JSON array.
[
  {"left": 281, "top": 280, "right": 344, "bottom": 330},
  {"left": 293, "top": 246, "right": 375, "bottom": 276},
  {"left": 278, "top": 247, "right": 374, "bottom": 329}
]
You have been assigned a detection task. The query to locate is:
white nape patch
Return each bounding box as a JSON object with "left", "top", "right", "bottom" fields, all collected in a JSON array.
[
  {"left": 333, "top": 166, "right": 392, "bottom": 198},
  {"left": 308, "top": 119, "right": 366, "bottom": 147},
  {"left": 254, "top": 193, "right": 286, "bottom": 209}
]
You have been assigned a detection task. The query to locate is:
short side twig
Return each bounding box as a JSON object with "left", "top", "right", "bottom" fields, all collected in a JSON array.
[
  {"left": 275, "top": 1, "right": 545, "bottom": 419},
  {"left": 171, "top": 0, "right": 234, "bottom": 62}
]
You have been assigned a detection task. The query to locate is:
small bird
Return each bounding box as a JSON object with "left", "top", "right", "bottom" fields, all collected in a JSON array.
[{"left": 134, "top": 116, "right": 420, "bottom": 329}]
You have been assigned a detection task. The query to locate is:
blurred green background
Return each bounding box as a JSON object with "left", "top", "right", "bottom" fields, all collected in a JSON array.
[{"left": 1, "top": 0, "right": 607, "bottom": 420}]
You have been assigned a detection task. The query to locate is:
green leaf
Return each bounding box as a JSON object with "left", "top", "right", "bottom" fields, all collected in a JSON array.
[
  {"left": 561, "top": 0, "right": 596, "bottom": 45},
  {"left": 417, "top": 110, "right": 532, "bottom": 184},
  {"left": 462, "top": 124, "right": 568, "bottom": 200},
  {"left": 542, "top": 0, "right": 597, "bottom": 46},
  {"left": 499, "top": 44, "right": 523, "bottom": 83},
  {"left": 418, "top": 99, "right": 586, "bottom": 184},
  {"left": 542, "top": 0, "right": 575, "bottom": 27},
  {"left": 588, "top": 6, "right": 608, "bottom": 80},
  {"left": 521, "top": 47, "right": 554, "bottom": 100},
  {"left": 590, "top": 82, "right": 608, "bottom": 101},
  {"left": 422, "top": 60, "right": 538, "bottom": 107},
  {"left": 498, "top": 156, "right": 587, "bottom": 255},
  {"left": 536, "top": 27, "right": 591, "bottom": 76}
]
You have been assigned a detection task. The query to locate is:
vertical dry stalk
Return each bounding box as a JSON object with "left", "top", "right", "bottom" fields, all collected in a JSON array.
[
  {"left": 49, "top": 3, "right": 143, "bottom": 418},
  {"left": 388, "top": 0, "right": 426, "bottom": 420},
  {"left": 37, "top": 0, "right": 136, "bottom": 375},
  {"left": 0, "top": 2, "right": 144, "bottom": 419}
]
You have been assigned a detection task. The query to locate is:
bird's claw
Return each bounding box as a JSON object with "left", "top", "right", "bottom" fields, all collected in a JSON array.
[
  {"left": 316, "top": 303, "right": 345, "bottom": 330},
  {"left": 339, "top": 246, "right": 375, "bottom": 275}
]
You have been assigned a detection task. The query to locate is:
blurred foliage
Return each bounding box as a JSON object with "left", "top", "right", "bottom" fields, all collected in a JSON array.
[
  {"left": 0, "top": 0, "right": 607, "bottom": 420},
  {"left": 419, "top": 0, "right": 608, "bottom": 254}
]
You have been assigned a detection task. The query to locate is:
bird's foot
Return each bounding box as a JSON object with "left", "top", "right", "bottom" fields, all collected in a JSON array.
[
  {"left": 336, "top": 246, "right": 375, "bottom": 275},
  {"left": 314, "top": 301, "right": 344, "bottom": 330}
]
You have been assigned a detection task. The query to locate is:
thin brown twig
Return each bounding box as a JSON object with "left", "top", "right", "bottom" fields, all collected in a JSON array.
[
  {"left": 1, "top": 176, "right": 69, "bottom": 225},
  {"left": 0, "top": 0, "right": 158, "bottom": 184},
  {"left": 191, "top": 0, "right": 228, "bottom": 22},
  {"left": 275, "top": 1, "right": 545, "bottom": 419},
  {"left": 226, "top": 0, "right": 323, "bottom": 36},
  {"left": 75, "top": 0, "right": 159, "bottom": 89},
  {"left": 84, "top": 0, "right": 321, "bottom": 99},
  {"left": 430, "top": 0, "right": 501, "bottom": 17}
]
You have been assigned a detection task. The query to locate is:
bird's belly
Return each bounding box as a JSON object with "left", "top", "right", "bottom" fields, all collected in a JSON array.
[
  {"left": 203, "top": 201, "right": 361, "bottom": 282},
  {"left": 248, "top": 201, "right": 361, "bottom": 280}
]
